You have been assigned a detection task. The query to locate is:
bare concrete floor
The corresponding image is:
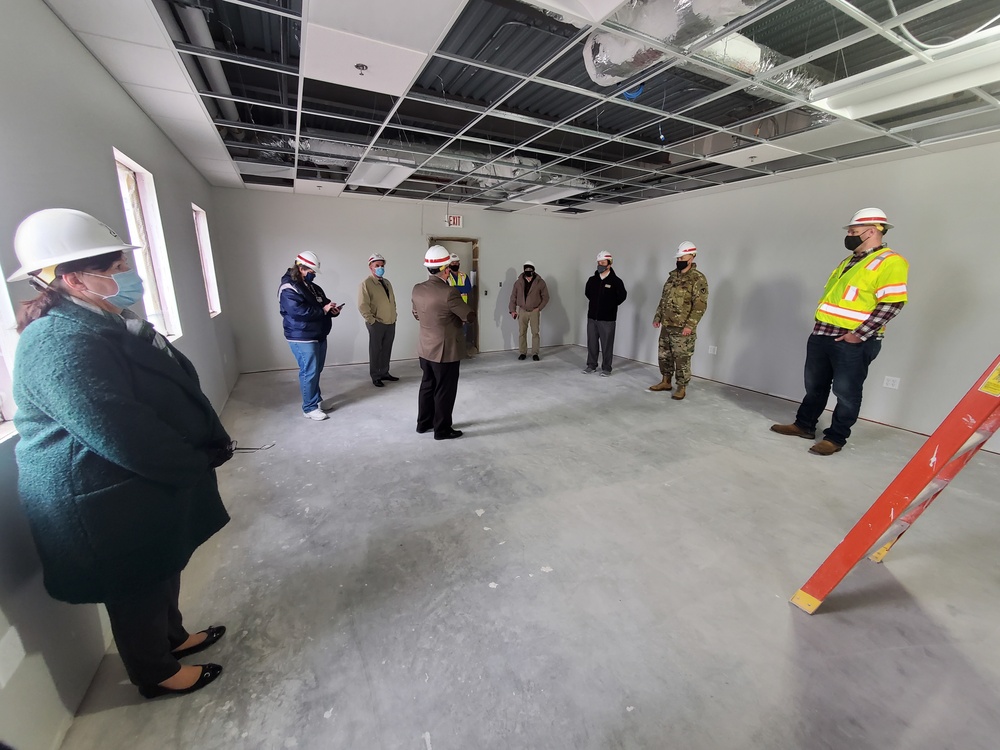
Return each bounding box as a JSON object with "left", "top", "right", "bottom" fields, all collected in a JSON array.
[{"left": 60, "top": 346, "right": 1000, "bottom": 750}]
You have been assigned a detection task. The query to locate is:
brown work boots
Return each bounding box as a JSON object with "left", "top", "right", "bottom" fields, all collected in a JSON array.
[
  {"left": 771, "top": 423, "right": 844, "bottom": 456},
  {"left": 649, "top": 375, "right": 671, "bottom": 392},
  {"left": 671, "top": 384, "right": 686, "bottom": 400},
  {"left": 769, "top": 423, "right": 816, "bottom": 440}
]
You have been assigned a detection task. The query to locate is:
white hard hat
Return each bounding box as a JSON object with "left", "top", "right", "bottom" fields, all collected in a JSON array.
[
  {"left": 295, "top": 251, "right": 321, "bottom": 273},
  {"left": 367, "top": 253, "right": 385, "bottom": 265},
  {"left": 424, "top": 245, "right": 452, "bottom": 269},
  {"left": 844, "top": 207, "right": 893, "bottom": 231},
  {"left": 8, "top": 208, "right": 140, "bottom": 282},
  {"left": 523, "top": 261, "right": 536, "bottom": 268},
  {"left": 448, "top": 253, "right": 460, "bottom": 264},
  {"left": 675, "top": 241, "right": 697, "bottom": 258},
  {"left": 596, "top": 251, "right": 613, "bottom": 263}
]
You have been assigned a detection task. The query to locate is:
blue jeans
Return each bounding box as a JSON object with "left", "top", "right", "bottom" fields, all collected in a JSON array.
[
  {"left": 288, "top": 340, "right": 327, "bottom": 412},
  {"left": 795, "top": 334, "right": 881, "bottom": 446}
]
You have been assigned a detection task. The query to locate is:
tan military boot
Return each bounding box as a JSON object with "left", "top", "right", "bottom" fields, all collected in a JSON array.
[
  {"left": 649, "top": 375, "right": 672, "bottom": 392},
  {"left": 671, "top": 384, "right": 686, "bottom": 400}
]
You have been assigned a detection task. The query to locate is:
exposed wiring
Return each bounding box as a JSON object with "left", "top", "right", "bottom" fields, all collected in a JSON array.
[{"left": 887, "top": 0, "right": 1000, "bottom": 50}]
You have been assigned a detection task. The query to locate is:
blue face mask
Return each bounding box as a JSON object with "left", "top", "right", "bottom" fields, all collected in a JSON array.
[
  {"left": 84, "top": 269, "right": 145, "bottom": 308},
  {"left": 374, "top": 266, "right": 385, "bottom": 277}
]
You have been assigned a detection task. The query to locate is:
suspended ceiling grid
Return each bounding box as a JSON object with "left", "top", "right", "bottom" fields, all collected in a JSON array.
[{"left": 44, "top": 0, "right": 1000, "bottom": 215}]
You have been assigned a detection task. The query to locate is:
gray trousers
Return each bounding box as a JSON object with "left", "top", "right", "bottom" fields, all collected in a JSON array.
[
  {"left": 586, "top": 318, "right": 616, "bottom": 373},
  {"left": 367, "top": 321, "right": 395, "bottom": 380}
]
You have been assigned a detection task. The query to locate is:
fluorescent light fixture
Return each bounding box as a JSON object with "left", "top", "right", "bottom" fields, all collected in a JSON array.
[
  {"left": 347, "top": 160, "right": 416, "bottom": 189},
  {"left": 508, "top": 183, "right": 587, "bottom": 204},
  {"left": 810, "top": 42, "right": 1000, "bottom": 120}
]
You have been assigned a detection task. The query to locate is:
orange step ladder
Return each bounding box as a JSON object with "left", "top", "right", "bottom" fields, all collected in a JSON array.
[{"left": 790, "top": 353, "right": 1000, "bottom": 614}]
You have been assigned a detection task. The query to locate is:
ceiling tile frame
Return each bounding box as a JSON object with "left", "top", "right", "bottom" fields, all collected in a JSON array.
[{"left": 96, "top": 0, "right": 1000, "bottom": 208}]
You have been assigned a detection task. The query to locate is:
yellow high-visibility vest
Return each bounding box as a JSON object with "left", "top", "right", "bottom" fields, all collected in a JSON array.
[
  {"left": 447, "top": 271, "right": 469, "bottom": 304},
  {"left": 814, "top": 247, "right": 908, "bottom": 330}
]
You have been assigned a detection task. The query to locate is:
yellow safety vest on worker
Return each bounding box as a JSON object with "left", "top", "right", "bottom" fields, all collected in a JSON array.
[
  {"left": 814, "top": 247, "right": 908, "bottom": 330},
  {"left": 447, "top": 271, "right": 470, "bottom": 303}
]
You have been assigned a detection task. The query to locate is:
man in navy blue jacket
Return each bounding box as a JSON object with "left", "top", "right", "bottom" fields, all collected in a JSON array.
[{"left": 278, "top": 251, "right": 342, "bottom": 419}]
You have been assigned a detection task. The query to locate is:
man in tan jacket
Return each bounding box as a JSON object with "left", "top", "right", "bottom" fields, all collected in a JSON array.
[
  {"left": 508, "top": 261, "right": 549, "bottom": 361},
  {"left": 411, "top": 246, "right": 475, "bottom": 440},
  {"left": 357, "top": 253, "right": 398, "bottom": 387}
]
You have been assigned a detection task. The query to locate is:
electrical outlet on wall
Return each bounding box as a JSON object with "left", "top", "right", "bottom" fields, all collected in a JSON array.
[
  {"left": 708, "top": 345, "right": 718, "bottom": 355},
  {"left": 883, "top": 376, "right": 900, "bottom": 389}
]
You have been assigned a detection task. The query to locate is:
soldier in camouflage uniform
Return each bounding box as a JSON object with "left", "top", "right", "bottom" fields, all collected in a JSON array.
[{"left": 649, "top": 241, "right": 709, "bottom": 400}]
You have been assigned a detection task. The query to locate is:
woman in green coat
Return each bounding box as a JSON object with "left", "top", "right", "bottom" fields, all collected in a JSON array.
[{"left": 8, "top": 209, "right": 231, "bottom": 699}]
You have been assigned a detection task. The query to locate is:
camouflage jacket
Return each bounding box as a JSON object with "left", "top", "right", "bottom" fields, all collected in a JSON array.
[{"left": 653, "top": 265, "right": 708, "bottom": 330}]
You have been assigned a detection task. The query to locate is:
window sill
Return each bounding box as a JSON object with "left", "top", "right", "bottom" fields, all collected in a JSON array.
[{"left": 0, "top": 421, "right": 17, "bottom": 444}]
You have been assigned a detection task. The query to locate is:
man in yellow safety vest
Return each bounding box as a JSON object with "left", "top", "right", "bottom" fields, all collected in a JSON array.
[{"left": 771, "top": 207, "right": 909, "bottom": 456}]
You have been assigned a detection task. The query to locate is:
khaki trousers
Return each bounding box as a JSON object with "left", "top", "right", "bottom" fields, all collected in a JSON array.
[{"left": 517, "top": 309, "right": 540, "bottom": 355}]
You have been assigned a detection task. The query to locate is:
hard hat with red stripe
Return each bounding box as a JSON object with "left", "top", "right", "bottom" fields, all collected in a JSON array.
[
  {"left": 596, "top": 251, "right": 613, "bottom": 263},
  {"left": 295, "top": 250, "right": 321, "bottom": 273},
  {"left": 367, "top": 253, "right": 385, "bottom": 265},
  {"left": 844, "top": 207, "right": 893, "bottom": 231},
  {"left": 424, "top": 245, "right": 452, "bottom": 269},
  {"left": 675, "top": 241, "right": 697, "bottom": 258}
]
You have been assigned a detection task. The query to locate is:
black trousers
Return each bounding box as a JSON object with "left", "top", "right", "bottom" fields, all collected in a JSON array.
[
  {"left": 367, "top": 321, "right": 396, "bottom": 380},
  {"left": 104, "top": 572, "right": 189, "bottom": 686},
  {"left": 417, "top": 358, "right": 461, "bottom": 436},
  {"left": 586, "top": 318, "right": 617, "bottom": 373}
]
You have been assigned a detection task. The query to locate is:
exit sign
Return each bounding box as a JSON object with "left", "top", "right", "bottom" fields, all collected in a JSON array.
[{"left": 447, "top": 214, "right": 463, "bottom": 228}]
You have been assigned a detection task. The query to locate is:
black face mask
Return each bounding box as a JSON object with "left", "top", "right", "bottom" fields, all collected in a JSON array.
[
  {"left": 676, "top": 260, "right": 689, "bottom": 272},
  {"left": 844, "top": 233, "right": 865, "bottom": 251},
  {"left": 449, "top": 265, "right": 460, "bottom": 272},
  {"left": 524, "top": 270, "right": 534, "bottom": 277}
]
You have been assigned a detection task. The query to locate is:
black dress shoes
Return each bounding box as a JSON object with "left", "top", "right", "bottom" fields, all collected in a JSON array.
[
  {"left": 518, "top": 354, "right": 527, "bottom": 360},
  {"left": 383, "top": 374, "right": 399, "bottom": 381},
  {"left": 172, "top": 625, "right": 226, "bottom": 659},
  {"left": 532, "top": 354, "right": 540, "bottom": 361},
  {"left": 373, "top": 379, "right": 384, "bottom": 387},
  {"left": 416, "top": 426, "right": 431, "bottom": 434},
  {"left": 434, "top": 429, "right": 463, "bottom": 440},
  {"left": 139, "top": 663, "right": 223, "bottom": 699}
]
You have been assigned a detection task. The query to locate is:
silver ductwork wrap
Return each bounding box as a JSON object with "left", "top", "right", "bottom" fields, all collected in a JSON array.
[{"left": 584, "top": 0, "right": 766, "bottom": 86}]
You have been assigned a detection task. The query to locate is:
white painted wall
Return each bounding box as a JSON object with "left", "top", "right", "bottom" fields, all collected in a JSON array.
[
  {"left": 211, "top": 190, "right": 587, "bottom": 372},
  {"left": 575, "top": 141, "right": 1000, "bottom": 437},
  {"left": 0, "top": 2, "right": 239, "bottom": 749}
]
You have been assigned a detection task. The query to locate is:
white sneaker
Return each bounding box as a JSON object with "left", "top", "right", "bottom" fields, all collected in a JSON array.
[
  {"left": 319, "top": 398, "right": 335, "bottom": 412},
  {"left": 303, "top": 409, "right": 329, "bottom": 421}
]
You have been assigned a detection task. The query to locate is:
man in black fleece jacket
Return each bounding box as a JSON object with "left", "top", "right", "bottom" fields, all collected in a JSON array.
[{"left": 583, "top": 251, "right": 628, "bottom": 376}]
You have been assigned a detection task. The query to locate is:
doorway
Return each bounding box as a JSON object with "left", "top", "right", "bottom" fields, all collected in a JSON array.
[{"left": 431, "top": 237, "right": 479, "bottom": 356}]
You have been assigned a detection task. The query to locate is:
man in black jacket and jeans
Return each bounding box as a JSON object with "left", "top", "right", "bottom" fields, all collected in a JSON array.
[{"left": 584, "top": 250, "right": 628, "bottom": 376}]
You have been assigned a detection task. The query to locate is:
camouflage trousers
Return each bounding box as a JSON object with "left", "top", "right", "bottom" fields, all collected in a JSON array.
[{"left": 658, "top": 328, "right": 697, "bottom": 385}]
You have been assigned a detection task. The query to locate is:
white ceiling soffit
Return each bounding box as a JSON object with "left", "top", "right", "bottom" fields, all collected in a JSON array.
[
  {"left": 303, "top": 25, "right": 428, "bottom": 97},
  {"left": 294, "top": 180, "right": 348, "bottom": 197},
  {"left": 811, "top": 38, "right": 1000, "bottom": 120},
  {"left": 121, "top": 85, "right": 206, "bottom": 122},
  {"left": 773, "top": 121, "right": 873, "bottom": 153},
  {"left": 306, "top": 0, "right": 467, "bottom": 52},
  {"left": 44, "top": 0, "right": 167, "bottom": 47},
  {"left": 707, "top": 143, "right": 799, "bottom": 168},
  {"left": 75, "top": 33, "right": 191, "bottom": 91}
]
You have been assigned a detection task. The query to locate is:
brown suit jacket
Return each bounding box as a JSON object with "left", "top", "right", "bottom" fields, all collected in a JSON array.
[{"left": 411, "top": 276, "right": 473, "bottom": 363}]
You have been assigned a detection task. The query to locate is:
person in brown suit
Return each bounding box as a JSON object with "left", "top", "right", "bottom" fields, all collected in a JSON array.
[{"left": 411, "top": 245, "right": 476, "bottom": 440}]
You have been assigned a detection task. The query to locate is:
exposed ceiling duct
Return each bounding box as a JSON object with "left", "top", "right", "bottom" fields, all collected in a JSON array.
[{"left": 582, "top": 0, "right": 769, "bottom": 86}]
